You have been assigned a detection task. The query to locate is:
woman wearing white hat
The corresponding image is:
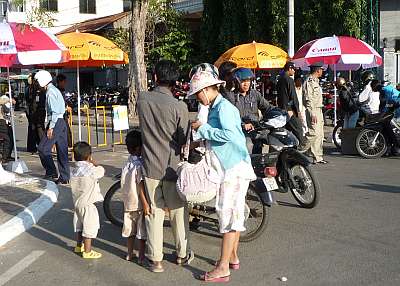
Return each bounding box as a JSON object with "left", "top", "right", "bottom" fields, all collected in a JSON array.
[{"left": 189, "top": 66, "right": 256, "bottom": 282}]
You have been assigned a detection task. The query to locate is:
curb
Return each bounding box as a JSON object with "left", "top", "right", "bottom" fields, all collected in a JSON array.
[{"left": 0, "top": 180, "right": 59, "bottom": 247}]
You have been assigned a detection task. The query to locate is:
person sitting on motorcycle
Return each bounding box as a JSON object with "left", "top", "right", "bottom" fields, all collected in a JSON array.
[
  {"left": 379, "top": 83, "right": 400, "bottom": 123},
  {"left": 371, "top": 82, "right": 400, "bottom": 155},
  {"left": 225, "top": 68, "right": 274, "bottom": 153},
  {"left": 336, "top": 77, "right": 360, "bottom": 129},
  {"left": 358, "top": 71, "right": 380, "bottom": 116}
]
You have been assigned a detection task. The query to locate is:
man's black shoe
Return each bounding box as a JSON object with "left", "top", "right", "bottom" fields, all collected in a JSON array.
[{"left": 55, "top": 179, "right": 69, "bottom": 185}]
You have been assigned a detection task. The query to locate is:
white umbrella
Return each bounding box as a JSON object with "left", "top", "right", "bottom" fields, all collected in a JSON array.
[{"left": 292, "top": 36, "right": 383, "bottom": 126}]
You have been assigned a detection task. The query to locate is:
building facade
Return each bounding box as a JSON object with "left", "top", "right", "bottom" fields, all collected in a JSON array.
[
  {"left": 380, "top": 0, "right": 400, "bottom": 84},
  {"left": 3, "top": 0, "right": 131, "bottom": 33}
]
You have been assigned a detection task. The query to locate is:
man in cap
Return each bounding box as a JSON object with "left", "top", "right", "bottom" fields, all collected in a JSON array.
[
  {"left": 300, "top": 62, "right": 328, "bottom": 164},
  {"left": 225, "top": 68, "right": 274, "bottom": 153},
  {"left": 35, "top": 70, "right": 70, "bottom": 183}
]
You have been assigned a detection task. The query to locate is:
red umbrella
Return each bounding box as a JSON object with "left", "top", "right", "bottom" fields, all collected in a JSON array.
[
  {"left": 292, "top": 36, "right": 382, "bottom": 126},
  {"left": 292, "top": 36, "right": 382, "bottom": 70},
  {"left": 0, "top": 22, "right": 70, "bottom": 172},
  {"left": 0, "top": 22, "right": 70, "bottom": 66}
]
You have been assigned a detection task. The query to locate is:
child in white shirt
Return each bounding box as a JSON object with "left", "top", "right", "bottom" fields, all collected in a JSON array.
[
  {"left": 121, "top": 130, "right": 150, "bottom": 263},
  {"left": 70, "top": 141, "right": 104, "bottom": 259}
]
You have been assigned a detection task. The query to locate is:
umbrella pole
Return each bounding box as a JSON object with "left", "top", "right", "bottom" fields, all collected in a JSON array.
[
  {"left": 7, "top": 67, "right": 18, "bottom": 162},
  {"left": 333, "top": 64, "right": 337, "bottom": 126},
  {"left": 77, "top": 61, "right": 82, "bottom": 141},
  {"left": 95, "top": 89, "right": 98, "bottom": 146}
]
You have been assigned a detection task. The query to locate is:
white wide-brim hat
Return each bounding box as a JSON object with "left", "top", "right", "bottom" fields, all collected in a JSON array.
[{"left": 187, "top": 70, "right": 225, "bottom": 99}]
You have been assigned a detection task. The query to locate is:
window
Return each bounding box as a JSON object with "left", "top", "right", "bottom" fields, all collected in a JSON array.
[
  {"left": 123, "top": 0, "right": 131, "bottom": 12},
  {"left": 40, "top": 0, "right": 58, "bottom": 12},
  {"left": 395, "top": 39, "right": 400, "bottom": 52},
  {"left": 10, "top": 0, "right": 25, "bottom": 12},
  {"left": 80, "top": 0, "right": 96, "bottom": 14}
]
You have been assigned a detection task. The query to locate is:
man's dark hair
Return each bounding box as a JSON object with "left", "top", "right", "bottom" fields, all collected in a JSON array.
[
  {"left": 73, "top": 141, "right": 92, "bottom": 161},
  {"left": 218, "top": 61, "right": 237, "bottom": 81},
  {"left": 56, "top": 73, "right": 66, "bottom": 83},
  {"left": 283, "top": 62, "right": 295, "bottom": 71},
  {"left": 155, "top": 60, "right": 180, "bottom": 86},
  {"left": 125, "top": 130, "right": 142, "bottom": 150}
]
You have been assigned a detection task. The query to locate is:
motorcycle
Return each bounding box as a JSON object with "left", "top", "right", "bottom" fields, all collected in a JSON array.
[
  {"left": 355, "top": 104, "right": 400, "bottom": 158},
  {"left": 103, "top": 110, "right": 320, "bottom": 242},
  {"left": 188, "top": 111, "right": 320, "bottom": 242}
]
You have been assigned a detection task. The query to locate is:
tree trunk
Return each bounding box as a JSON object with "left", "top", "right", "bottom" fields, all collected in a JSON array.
[{"left": 128, "top": 0, "right": 149, "bottom": 117}]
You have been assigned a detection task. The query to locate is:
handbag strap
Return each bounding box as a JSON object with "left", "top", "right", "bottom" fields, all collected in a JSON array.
[{"left": 182, "top": 120, "right": 192, "bottom": 161}]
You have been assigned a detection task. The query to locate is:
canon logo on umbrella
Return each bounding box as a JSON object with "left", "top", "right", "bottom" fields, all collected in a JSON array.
[
  {"left": 312, "top": 47, "right": 336, "bottom": 53},
  {"left": 0, "top": 41, "right": 9, "bottom": 47}
]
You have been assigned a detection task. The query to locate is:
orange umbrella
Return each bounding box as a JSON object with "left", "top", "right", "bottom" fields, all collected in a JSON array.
[
  {"left": 55, "top": 31, "right": 129, "bottom": 140},
  {"left": 215, "top": 41, "right": 288, "bottom": 69}
]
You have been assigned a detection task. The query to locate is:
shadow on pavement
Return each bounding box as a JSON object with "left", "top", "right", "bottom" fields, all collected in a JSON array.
[
  {"left": 349, "top": 183, "right": 400, "bottom": 193},
  {"left": 277, "top": 200, "right": 302, "bottom": 208}
]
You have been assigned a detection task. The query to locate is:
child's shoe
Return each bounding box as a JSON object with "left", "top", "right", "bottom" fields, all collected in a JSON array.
[
  {"left": 82, "top": 250, "right": 102, "bottom": 259},
  {"left": 74, "top": 245, "right": 84, "bottom": 253}
]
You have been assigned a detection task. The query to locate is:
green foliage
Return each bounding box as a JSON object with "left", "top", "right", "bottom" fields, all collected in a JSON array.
[
  {"left": 104, "top": 28, "right": 130, "bottom": 55},
  {"left": 200, "top": 0, "right": 224, "bottom": 62},
  {"left": 201, "top": 0, "right": 370, "bottom": 60},
  {"left": 147, "top": 0, "right": 193, "bottom": 73}
]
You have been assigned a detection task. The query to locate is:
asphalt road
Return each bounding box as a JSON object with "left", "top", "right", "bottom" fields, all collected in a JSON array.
[{"left": 0, "top": 115, "right": 400, "bottom": 286}]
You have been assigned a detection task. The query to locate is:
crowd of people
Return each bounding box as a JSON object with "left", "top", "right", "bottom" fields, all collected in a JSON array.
[
  {"left": 64, "top": 59, "right": 334, "bottom": 283},
  {"left": 3, "top": 58, "right": 398, "bottom": 283}
]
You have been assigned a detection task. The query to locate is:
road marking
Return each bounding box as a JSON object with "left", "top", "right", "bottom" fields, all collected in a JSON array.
[{"left": 0, "top": 250, "right": 44, "bottom": 286}]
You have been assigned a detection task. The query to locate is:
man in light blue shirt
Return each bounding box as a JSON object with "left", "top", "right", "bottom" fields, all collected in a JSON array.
[{"left": 35, "top": 70, "right": 70, "bottom": 184}]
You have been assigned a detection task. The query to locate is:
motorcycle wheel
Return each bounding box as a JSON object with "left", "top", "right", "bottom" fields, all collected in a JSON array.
[
  {"left": 332, "top": 123, "right": 343, "bottom": 149},
  {"left": 289, "top": 164, "right": 320, "bottom": 208},
  {"left": 356, "top": 129, "right": 387, "bottom": 158},
  {"left": 240, "top": 185, "right": 269, "bottom": 242},
  {"left": 103, "top": 181, "right": 124, "bottom": 227}
]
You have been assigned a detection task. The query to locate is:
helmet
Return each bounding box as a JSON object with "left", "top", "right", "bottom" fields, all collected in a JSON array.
[
  {"left": 361, "top": 70, "right": 375, "bottom": 85},
  {"left": 336, "top": 77, "right": 346, "bottom": 87},
  {"left": 188, "top": 70, "right": 225, "bottom": 98},
  {"left": 189, "top": 63, "right": 219, "bottom": 79},
  {"left": 261, "top": 108, "right": 288, "bottom": 128},
  {"left": 34, "top": 70, "right": 53, "bottom": 87},
  {"left": 233, "top": 68, "right": 254, "bottom": 82}
]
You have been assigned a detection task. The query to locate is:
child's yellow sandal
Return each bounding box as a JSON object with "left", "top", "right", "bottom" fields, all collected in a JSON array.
[{"left": 82, "top": 250, "right": 102, "bottom": 259}]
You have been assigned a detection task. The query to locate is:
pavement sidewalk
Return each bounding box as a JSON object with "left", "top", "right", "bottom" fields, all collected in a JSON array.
[{"left": 0, "top": 172, "right": 58, "bottom": 247}]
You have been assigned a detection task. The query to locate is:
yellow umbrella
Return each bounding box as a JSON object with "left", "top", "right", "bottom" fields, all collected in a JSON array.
[
  {"left": 56, "top": 31, "right": 129, "bottom": 140},
  {"left": 57, "top": 31, "right": 129, "bottom": 67},
  {"left": 214, "top": 41, "right": 288, "bottom": 69}
]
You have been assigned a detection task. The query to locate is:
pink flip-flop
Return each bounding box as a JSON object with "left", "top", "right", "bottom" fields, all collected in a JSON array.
[
  {"left": 214, "top": 260, "right": 240, "bottom": 270},
  {"left": 229, "top": 262, "right": 240, "bottom": 270},
  {"left": 201, "top": 272, "right": 230, "bottom": 283}
]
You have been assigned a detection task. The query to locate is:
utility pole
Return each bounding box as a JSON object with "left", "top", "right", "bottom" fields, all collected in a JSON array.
[
  {"left": 0, "top": 0, "right": 7, "bottom": 22},
  {"left": 288, "top": 0, "right": 294, "bottom": 58}
]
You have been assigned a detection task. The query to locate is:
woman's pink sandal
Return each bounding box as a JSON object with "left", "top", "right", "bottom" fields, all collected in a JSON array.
[
  {"left": 229, "top": 262, "right": 240, "bottom": 270},
  {"left": 201, "top": 272, "right": 230, "bottom": 283},
  {"left": 214, "top": 260, "right": 240, "bottom": 270}
]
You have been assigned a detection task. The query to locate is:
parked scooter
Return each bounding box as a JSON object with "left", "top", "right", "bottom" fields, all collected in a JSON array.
[
  {"left": 187, "top": 109, "right": 320, "bottom": 241},
  {"left": 355, "top": 103, "right": 400, "bottom": 158}
]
